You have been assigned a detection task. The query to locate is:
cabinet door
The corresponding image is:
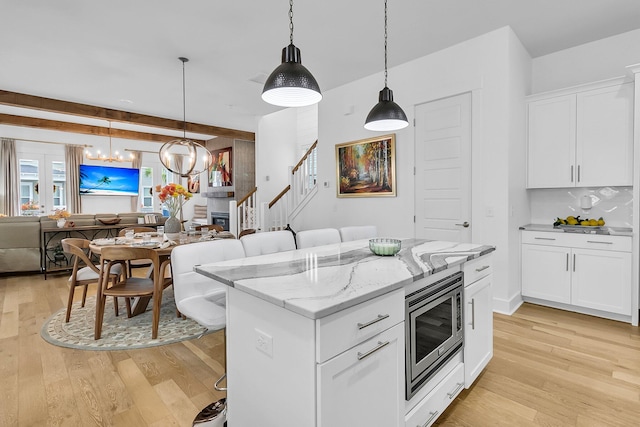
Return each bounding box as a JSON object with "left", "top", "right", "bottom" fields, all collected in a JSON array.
[
  {"left": 572, "top": 248, "right": 632, "bottom": 315},
  {"left": 464, "top": 274, "right": 493, "bottom": 388},
  {"left": 521, "top": 244, "right": 571, "bottom": 303},
  {"left": 317, "top": 322, "right": 404, "bottom": 427},
  {"left": 527, "top": 95, "right": 576, "bottom": 188},
  {"left": 576, "top": 83, "right": 634, "bottom": 187}
]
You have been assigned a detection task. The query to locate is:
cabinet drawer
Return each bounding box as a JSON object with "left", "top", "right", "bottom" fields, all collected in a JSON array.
[
  {"left": 405, "top": 363, "right": 464, "bottom": 427},
  {"left": 463, "top": 254, "right": 493, "bottom": 285},
  {"left": 522, "top": 231, "right": 630, "bottom": 252},
  {"left": 316, "top": 289, "right": 404, "bottom": 363}
]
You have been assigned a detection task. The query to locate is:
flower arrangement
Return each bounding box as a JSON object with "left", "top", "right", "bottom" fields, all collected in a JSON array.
[
  {"left": 48, "top": 208, "right": 71, "bottom": 220},
  {"left": 21, "top": 201, "right": 40, "bottom": 211},
  {"left": 155, "top": 183, "right": 193, "bottom": 218}
]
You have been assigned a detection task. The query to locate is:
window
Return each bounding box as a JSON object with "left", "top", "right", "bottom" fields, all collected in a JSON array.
[
  {"left": 140, "top": 166, "right": 154, "bottom": 212},
  {"left": 18, "top": 153, "right": 65, "bottom": 215}
]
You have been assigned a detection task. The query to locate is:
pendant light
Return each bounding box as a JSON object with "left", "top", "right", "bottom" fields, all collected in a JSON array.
[
  {"left": 159, "top": 57, "right": 212, "bottom": 178},
  {"left": 364, "top": 0, "right": 408, "bottom": 131},
  {"left": 262, "top": 0, "right": 322, "bottom": 107}
]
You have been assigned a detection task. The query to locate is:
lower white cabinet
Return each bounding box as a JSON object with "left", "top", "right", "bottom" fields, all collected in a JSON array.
[
  {"left": 462, "top": 255, "right": 493, "bottom": 388},
  {"left": 521, "top": 231, "right": 632, "bottom": 319},
  {"left": 317, "top": 322, "right": 404, "bottom": 427},
  {"left": 404, "top": 363, "right": 465, "bottom": 427},
  {"left": 463, "top": 274, "right": 493, "bottom": 387}
]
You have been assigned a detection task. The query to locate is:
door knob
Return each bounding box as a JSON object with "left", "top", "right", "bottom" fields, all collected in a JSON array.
[{"left": 455, "top": 221, "right": 470, "bottom": 228}]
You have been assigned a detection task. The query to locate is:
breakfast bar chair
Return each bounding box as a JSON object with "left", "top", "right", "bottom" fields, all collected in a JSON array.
[
  {"left": 338, "top": 225, "right": 378, "bottom": 242},
  {"left": 240, "top": 229, "right": 296, "bottom": 257},
  {"left": 61, "top": 238, "right": 124, "bottom": 323},
  {"left": 296, "top": 228, "right": 341, "bottom": 249},
  {"left": 171, "top": 239, "right": 246, "bottom": 426}
]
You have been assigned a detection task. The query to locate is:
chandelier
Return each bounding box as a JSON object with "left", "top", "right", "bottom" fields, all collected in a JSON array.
[
  {"left": 159, "top": 57, "right": 212, "bottom": 178},
  {"left": 85, "top": 122, "right": 134, "bottom": 162}
]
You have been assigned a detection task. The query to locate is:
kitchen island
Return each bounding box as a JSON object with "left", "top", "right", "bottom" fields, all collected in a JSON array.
[{"left": 195, "top": 238, "right": 495, "bottom": 426}]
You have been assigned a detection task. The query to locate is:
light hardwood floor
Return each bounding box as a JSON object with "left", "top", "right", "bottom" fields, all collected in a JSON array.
[{"left": 1, "top": 272, "right": 639, "bottom": 426}]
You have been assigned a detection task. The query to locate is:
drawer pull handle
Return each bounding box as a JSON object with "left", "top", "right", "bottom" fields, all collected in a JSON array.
[
  {"left": 475, "top": 265, "right": 490, "bottom": 272},
  {"left": 418, "top": 411, "right": 439, "bottom": 427},
  {"left": 586, "top": 240, "right": 613, "bottom": 245},
  {"left": 357, "top": 314, "right": 389, "bottom": 330},
  {"left": 357, "top": 341, "right": 389, "bottom": 360},
  {"left": 571, "top": 165, "right": 574, "bottom": 182},
  {"left": 447, "top": 382, "right": 464, "bottom": 399},
  {"left": 534, "top": 237, "right": 556, "bottom": 241}
]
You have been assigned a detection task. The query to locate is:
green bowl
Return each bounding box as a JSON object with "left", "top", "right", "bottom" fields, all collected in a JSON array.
[{"left": 369, "top": 238, "right": 401, "bottom": 256}]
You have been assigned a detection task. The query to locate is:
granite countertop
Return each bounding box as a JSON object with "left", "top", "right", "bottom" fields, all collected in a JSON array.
[
  {"left": 520, "top": 223, "right": 633, "bottom": 237},
  {"left": 195, "top": 238, "right": 495, "bottom": 319}
]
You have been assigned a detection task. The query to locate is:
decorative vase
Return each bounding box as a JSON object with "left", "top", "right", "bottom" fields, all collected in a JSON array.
[
  {"left": 56, "top": 218, "right": 66, "bottom": 228},
  {"left": 164, "top": 215, "right": 181, "bottom": 234}
]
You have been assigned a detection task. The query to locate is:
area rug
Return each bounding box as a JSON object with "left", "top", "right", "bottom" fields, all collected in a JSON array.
[{"left": 41, "top": 292, "right": 209, "bottom": 351}]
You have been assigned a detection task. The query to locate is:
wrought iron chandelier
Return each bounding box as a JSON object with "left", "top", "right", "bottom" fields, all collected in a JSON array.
[{"left": 159, "top": 57, "right": 212, "bottom": 178}]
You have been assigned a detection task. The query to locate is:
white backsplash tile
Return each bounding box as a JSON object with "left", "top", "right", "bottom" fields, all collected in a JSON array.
[{"left": 529, "top": 187, "right": 632, "bottom": 228}]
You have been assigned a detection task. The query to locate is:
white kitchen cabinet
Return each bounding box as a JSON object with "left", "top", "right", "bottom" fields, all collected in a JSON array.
[
  {"left": 526, "top": 80, "right": 633, "bottom": 188},
  {"left": 521, "top": 231, "right": 632, "bottom": 321},
  {"left": 317, "top": 323, "right": 404, "bottom": 427},
  {"left": 462, "top": 255, "right": 493, "bottom": 388},
  {"left": 226, "top": 286, "right": 404, "bottom": 427}
]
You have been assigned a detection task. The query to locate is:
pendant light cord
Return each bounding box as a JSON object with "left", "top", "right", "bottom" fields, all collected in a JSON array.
[
  {"left": 384, "top": 0, "right": 388, "bottom": 88},
  {"left": 289, "top": 0, "right": 294, "bottom": 44},
  {"left": 179, "top": 57, "right": 189, "bottom": 139}
]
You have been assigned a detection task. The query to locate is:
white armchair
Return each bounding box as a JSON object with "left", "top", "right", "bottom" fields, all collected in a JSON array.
[
  {"left": 296, "top": 228, "right": 341, "bottom": 249},
  {"left": 240, "top": 230, "right": 296, "bottom": 257},
  {"left": 338, "top": 225, "right": 378, "bottom": 242}
]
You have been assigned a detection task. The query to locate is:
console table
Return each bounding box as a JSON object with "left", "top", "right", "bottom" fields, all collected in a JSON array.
[{"left": 40, "top": 224, "right": 156, "bottom": 278}]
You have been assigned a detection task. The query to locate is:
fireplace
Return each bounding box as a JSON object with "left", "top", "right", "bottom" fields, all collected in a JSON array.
[{"left": 211, "top": 212, "right": 230, "bottom": 231}]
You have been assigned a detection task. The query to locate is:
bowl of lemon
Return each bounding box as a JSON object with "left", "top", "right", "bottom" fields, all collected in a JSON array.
[{"left": 553, "top": 216, "right": 605, "bottom": 231}]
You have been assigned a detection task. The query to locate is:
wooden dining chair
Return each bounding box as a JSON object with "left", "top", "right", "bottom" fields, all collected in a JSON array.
[
  {"left": 118, "top": 227, "right": 157, "bottom": 275},
  {"left": 95, "top": 246, "right": 172, "bottom": 339},
  {"left": 61, "top": 238, "right": 124, "bottom": 323}
]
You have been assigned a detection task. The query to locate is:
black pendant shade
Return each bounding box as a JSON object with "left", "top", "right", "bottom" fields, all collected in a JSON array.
[
  {"left": 262, "top": 44, "right": 322, "bottom": 107},
  {"left": 364, "top": 86, "right": 408, "bottom": 131}
]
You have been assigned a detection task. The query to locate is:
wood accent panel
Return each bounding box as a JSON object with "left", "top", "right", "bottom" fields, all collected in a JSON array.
[
  {"left": 0, "top": 90, "right": 255, "bottom": 141},
  {"left": 0, "top": 113, "right": 205, "bottom": 144}
]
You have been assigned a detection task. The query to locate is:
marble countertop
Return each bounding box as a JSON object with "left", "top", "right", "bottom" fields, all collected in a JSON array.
[
  {"left": 195, "top": 238, "right": 495, "bottom": 319},
  {"left": 520, "top": 223, "right": 632, "bottom": 236}
]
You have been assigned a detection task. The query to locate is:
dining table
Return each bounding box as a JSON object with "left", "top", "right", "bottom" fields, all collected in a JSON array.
[{"left": 88, "top": 230, "right": 236, "bottom": 339}]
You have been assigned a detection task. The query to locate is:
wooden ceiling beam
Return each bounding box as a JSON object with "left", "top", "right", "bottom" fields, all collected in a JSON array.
[
  {"left": 0, "top": 113, "right": 207, "bottom": 144},
  {"left": 0, "top": 90, "right": 255, "bottom": 141}
]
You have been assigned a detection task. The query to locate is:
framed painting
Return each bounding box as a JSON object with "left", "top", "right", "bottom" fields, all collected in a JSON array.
[
  {"left": 209, "top": 147, "right": 233, "bottom": 187},
  {"left": 336, "top": 134, "right": 396, "bottom": 197}
]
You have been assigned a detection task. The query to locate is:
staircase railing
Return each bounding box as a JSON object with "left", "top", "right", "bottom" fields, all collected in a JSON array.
[
  {"left": 233, "top": 140, "right": 318, "bottom": 234},
  {"left": 229, "top": 187, "right": 257, "bottom": 237}
]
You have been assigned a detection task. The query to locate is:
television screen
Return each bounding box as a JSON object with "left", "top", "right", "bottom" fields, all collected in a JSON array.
[{"left": 79, "top": 164, "right": 140, "bottom": 196}]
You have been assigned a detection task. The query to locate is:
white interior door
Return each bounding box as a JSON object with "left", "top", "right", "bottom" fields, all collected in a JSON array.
[{"left": 415, "top": 92, "right": 471, "bottom": 242}]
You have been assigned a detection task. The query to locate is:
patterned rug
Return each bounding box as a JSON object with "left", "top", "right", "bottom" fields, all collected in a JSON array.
[{"left": 41, "top": 291, "right": 209, "bottom": 350}]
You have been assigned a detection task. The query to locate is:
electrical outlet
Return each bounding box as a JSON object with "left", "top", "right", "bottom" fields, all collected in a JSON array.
[{"left": 255, "top": 329, "right": 273, "bottom": 357}]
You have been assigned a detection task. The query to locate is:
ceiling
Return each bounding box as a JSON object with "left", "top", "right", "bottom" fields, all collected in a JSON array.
[{"left": 2, "top": 0, "right": 640, "bottom": 136}]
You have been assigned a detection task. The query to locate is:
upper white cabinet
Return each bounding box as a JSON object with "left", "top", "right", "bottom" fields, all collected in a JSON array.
[{"left": 526, "top": 80, "right": 633, "bottom": 188}]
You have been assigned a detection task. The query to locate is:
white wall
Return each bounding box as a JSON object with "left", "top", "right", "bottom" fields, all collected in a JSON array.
[
  {"left": 532, "top": 29, "right": 640, "bottom": 93},
  {"left": 257, "top": 26, "right": 532, "bottom": 315}
]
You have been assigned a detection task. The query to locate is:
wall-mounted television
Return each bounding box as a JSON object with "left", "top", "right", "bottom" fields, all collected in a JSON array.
[{"left": 79, "top": 164, "right": 140, "bottom": 196}]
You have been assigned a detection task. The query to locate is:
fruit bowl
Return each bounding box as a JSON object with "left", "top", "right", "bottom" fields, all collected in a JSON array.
[
  {"left": 369, "top": 238, "right": 401, "bottom": 256},
  {"left": 98, "top": 218, "right": 121, "bottom": 225}
]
